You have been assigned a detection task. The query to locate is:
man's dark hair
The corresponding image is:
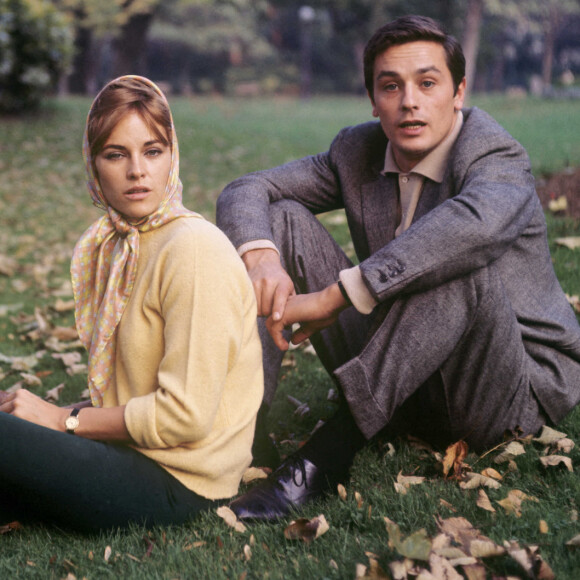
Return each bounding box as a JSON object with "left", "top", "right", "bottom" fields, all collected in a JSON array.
[{"left": 364, "top": 15, "right": 466, "bottom": 100}]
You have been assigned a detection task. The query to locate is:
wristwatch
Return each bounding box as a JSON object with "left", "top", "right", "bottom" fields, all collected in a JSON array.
[{"left": 65, "top": 407, "right": 81, "bottom": 434}]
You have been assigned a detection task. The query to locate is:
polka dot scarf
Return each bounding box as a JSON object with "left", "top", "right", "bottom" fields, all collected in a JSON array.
[{"left": 71, "top": 76, "right": 200, "bottom": 406}]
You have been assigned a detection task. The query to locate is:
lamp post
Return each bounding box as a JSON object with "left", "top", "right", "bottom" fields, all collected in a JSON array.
[{"left": 299, "top": 6, "right": 315, "bottom": 100}]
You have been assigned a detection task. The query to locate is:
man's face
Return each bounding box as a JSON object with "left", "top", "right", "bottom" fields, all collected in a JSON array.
[{"left": 369, "top": 41, "right": 466, "bottom": 173}]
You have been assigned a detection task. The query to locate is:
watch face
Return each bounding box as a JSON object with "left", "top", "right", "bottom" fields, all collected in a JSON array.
[{"left": 66, "top": 416, "right": 80, "bottom": 431}]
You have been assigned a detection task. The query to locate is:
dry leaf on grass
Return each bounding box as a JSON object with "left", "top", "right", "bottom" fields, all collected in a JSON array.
[
  {"left": 480, "top": 467, "right": 502, "bottom": 480},
  {"left": 216, "top": 505, "right": 246, "bottom": 533},
  {"left": 0, "top": 254, "right": 18, "bottom": 276},
  {"left": 556, "top": 438, "right": 575, "bottom": 453},
  {"left": 394, "top": 471, "right": 426, "bottom": 494},
  {"left": 337, "top": 483, "right": 347, "bottom": 501},
  {"left": 0, "top": 521, "right": 22, "bottom": 535},
  {"left": 539, "top": 454, "right": 573, "bottom": 471},
  {"left": 241, "top": 467, "right": 268, "bottom": 484},
  {"left": 441, "top": 440, "right": 468, "bottom": 479},
  {"left": 475, "top": 489, "right": 496, "bottom": 513},
  {"left": 533, "top": 425, "right": 568, "bottom": 445},
  {"left": 388, "top": 558, "right": 414, "bottom": 580},
  {"left": 436, "top": 517, "right": 505, "bottom": 559},
  {"left": 384, "top": 517, "right": 431, "bottom": 561},
  {"left": 539, "top": 520, "right": 549, "bottom": 534},
  {"left": 494, "top": 441, "right": 526, "bottom": 464},
  {"left": 497, "top": 489, "right": 538, "bottom": 517},
  {"left": 565, "top": 534, "right": 580, "bottom": 547},
  {"left": 284, "top": 514, "right": 329, "bottom": 542},
  {"left": 503, "top": 541, "right": 555, "bottom": 580},
  {"left": 459, "top": 472, "right": 501, "bottom": 490},
  {"left": 555, "top": 236, "right": 580, "bottom": 250},
  {"left": 45, "top": 383, "right": 65, "bottom": 402}
]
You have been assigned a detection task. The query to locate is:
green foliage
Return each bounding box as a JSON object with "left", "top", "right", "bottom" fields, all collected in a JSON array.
[{"left": 0, "top": 0, "right": 74, "bottom": 114}]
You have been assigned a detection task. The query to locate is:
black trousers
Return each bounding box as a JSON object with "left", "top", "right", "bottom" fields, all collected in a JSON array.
[{"left": 0, "top": 413, "right": 215, "bottom": 533}]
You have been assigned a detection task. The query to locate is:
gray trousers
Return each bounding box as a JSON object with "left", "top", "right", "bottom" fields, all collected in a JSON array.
[{"left": 262, "top": 200, "right": 547, "bottom": 451}]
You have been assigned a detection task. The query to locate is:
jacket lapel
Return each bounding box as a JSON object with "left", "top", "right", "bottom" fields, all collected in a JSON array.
[{"left": 361, "top": 174, "right": 399, "bottom": 256}]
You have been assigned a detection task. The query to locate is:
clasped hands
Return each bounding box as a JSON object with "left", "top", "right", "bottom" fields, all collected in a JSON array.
[{"left": 243, "top": 248, "right": 350, "bottom": 351}]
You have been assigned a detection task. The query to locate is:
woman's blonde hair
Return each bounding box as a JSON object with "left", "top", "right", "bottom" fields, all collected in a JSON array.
[{"left": 87, "top": 77, "right": 172, "bottom": 159}]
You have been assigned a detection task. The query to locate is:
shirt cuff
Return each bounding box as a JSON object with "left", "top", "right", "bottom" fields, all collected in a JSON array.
[
  {"left": 237, "top": 239, "right": 280, "bottom": 258},
  {"left": 339, "top": 266, "right": 377, "bottom": 314}
]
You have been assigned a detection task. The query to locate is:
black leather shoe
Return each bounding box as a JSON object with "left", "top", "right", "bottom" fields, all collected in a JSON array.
[{"left": 230, "top": 453, "right": 347, "bottom": 520}]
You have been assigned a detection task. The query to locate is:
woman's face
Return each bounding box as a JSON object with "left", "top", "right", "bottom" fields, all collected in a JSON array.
[{"left": 94, "top": 112, "right": 171, "bottom": 220}]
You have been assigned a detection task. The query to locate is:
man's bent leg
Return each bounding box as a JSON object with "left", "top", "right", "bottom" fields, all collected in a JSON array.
[{"left": 336, "top": 265, "right": 546, "bottom": 451}]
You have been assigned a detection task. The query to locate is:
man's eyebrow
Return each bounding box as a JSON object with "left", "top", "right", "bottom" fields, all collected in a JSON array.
[{"left": 375, "top": 65, "right": 443, "bottom": 80}]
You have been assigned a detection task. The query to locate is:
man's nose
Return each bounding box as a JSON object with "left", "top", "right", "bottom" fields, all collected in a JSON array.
[{"left": 401, "top": 84, "right": 419, "bottom": 110}]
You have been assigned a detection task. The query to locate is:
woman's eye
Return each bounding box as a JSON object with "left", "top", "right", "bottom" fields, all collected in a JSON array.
[
  {"left": 146, "top": 148, "right": 164, "bottom": 157},
  {"left": 105, "top": 151, "right": 123, "bottom": 160}
]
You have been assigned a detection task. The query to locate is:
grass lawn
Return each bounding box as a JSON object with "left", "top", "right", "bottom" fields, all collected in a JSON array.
[{"left": 1, "top": 94, "right": 580, "bottom": 578}]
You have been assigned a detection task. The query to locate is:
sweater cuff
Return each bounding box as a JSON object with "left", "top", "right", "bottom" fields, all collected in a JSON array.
[
  {"left": 237, "top": 239, "right": 279, "bottom": 258},
  {"left": 339, "top": 266, "right": 377, "bottom": 314},
  {"left": 124, "top": 393, "right": 165, "bottom": 449}
]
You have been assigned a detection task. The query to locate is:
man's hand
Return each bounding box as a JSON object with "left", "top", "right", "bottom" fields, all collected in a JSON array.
[
  {"left": 242, "top": 248, "right": 295, "bottom": 320},
  {"left": 0, "top": 389, "right": 68, "bottom": 431},
  {"left": 266, "top": 282, "right": 350, "bottom": 350}
]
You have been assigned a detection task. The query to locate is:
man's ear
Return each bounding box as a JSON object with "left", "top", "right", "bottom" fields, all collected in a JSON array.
[
  {"left": 367, "top": 90, "right": 379, "bottom": 118},
  {"left": 454, "top": 77, "right": 467, "bottom": 111}
]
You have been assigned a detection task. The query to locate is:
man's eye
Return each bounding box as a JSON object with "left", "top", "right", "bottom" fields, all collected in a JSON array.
[{"left": 422, "top": 80, "right": 435, "bottom": 88}]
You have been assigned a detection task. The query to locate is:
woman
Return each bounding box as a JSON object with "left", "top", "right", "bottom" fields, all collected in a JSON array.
[{"left": 0, "top": 76, "right": 263, "bottom": 533}]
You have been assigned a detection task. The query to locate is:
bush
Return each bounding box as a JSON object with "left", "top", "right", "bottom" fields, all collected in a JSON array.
[{"left": 0, "top": 0, "right": 74, "bottom": 114}]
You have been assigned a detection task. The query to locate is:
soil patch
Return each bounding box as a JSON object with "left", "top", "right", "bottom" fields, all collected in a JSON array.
[{"left": 536, "top": 167, "right": 580, "bottom": 219}]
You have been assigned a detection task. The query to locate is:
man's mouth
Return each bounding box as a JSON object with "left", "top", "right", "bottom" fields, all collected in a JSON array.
[{"left": 399, "top": 120, "right": 426, "bottom": 129}]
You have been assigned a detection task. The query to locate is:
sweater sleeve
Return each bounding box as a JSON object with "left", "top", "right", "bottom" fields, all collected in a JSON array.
[{"left": 124, "top": 220, "right": 257, "bottom": 449}]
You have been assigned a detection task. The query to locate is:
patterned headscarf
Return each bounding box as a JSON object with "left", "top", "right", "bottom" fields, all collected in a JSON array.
[{"left": 71, "top": 75, "right": 200, "bottom": 406}]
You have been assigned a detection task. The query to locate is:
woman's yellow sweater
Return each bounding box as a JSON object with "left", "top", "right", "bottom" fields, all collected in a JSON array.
[{"left": 102, "top": 216, "right": 263, "bottom": 500}]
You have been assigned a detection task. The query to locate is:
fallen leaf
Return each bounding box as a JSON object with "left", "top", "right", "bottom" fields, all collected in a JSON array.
[
  {"left": 337, "top": 483, "right": 347, "bottom": 501},
  {"left": 565, "top": 533, "right": 580, "bottom": 547},
  {"left": 539, "top": 520, "right": 549, "bottom": 534},
  {"left": 389, "top": 558, "right": 414, "bottom": 580},
  {"left": 428, "top": 553, "right": 463, "bottom": 580},
  {"left": 436, "top": 517, "right": 504, "bottom": 558},
  {"left": 442, "top": 440, "right": 468, "bottom": 478},
  {"left": 284, "top": 514, "right": 329, "bottom": 542},
  {"left": 497, "top": 489, "right": 538, "bottom": 517},
  {"left": 104, "top": 546, "right": 112, "bottom": 563},
  {"left": 216, "top": 506, "right": 246, "bottom": 533},
  {"left": 459, "top": 472, "right": 501, "bottom": 490},
  {"left": 395, "top": 471, "right": 426, "bottom": 494},
  {"left": 45, "top": 383, "right": 65, "bottom": 403},
  {"left": 53, "top": 299, "right": 75, "bottom": 312},
  {"left": 243, "top": 544, "right": 252, "bottom": 561},
  {"left": 52, "top": 352, "right": 82, "bottom": 367},
  {"left": 355, "top": 491, "right": 363, "bottom": 508},
  {"left": 19, "top": 372, "right": 42, "bottom": 387},
  {"left": 549, "top": 196, "right": 568, "bottom": 213},
  {"left": 50, "top": 326, "right": 79, "bottom": 341},
  {"left": 461, "top": 563, "right": 487, "bottom": 580},
  {"left": 503, "top": 541, "right": 555, "bottom": 580},
  {"left": 439, "top": 498, "right": 457, "bottom": 512},
  {"left": 480, "top": 467, "right": 502, "bottom": 480},
  {"left": 475, "top": 489, "right": 496, "bottom": 513},
  {"left": 384, "top": 517, "right": 431, "bottom": 561},
  {"left": 0, "top": 254, "right": 18, "bottom": 276},
  {"left": 0, "top": 521, "right": 22, "bottom": 534},
  {"left": 555, "top": 235, "right": 580, "bottom": 249},
  {"left": 494, "top": 441, "right": 526, "bottom": 464},
  {"left": 533, "top": 425, "right": 568, "bottom": 445},
  {"left": 241, "top": 467, "right": 268, "bottom": 484},
  {"left": 556, "top": 438, "right": 575, "bottom": 453},
  {"left": 539, "top": 455, "right": 573, "bottom": 471}
]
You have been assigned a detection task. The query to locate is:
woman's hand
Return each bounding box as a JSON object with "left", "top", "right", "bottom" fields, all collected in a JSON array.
[{"left": 0, "top": 389, "right": 68, "bottom": 432}]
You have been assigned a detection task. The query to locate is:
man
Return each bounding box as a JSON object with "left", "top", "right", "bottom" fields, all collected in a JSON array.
[{"left": 217, "top": 15, "right": 580, "bottom": 521}]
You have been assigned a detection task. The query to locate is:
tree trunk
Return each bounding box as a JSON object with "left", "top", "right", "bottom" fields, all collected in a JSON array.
[
  {"left": 111, "top": 11, "right": 154, "bottom": 78},
  {"left": 542, "top": 5, "right": 560, "bottom": 88},
  {"left": 461, "top": 0, "right": 485, "bottom": 100}
]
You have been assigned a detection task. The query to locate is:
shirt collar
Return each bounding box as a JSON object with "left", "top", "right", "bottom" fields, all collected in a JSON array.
[{"left": 382, "top": 110, "right": 463, "bottom": 183}]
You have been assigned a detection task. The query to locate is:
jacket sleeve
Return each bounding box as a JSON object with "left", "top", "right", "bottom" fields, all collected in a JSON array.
[
  {"left": 216, "top": 131, "right": 350, "bottom": 249},
  {"left": 360, "top": 116, "right": 539, "bottom": 303}
]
